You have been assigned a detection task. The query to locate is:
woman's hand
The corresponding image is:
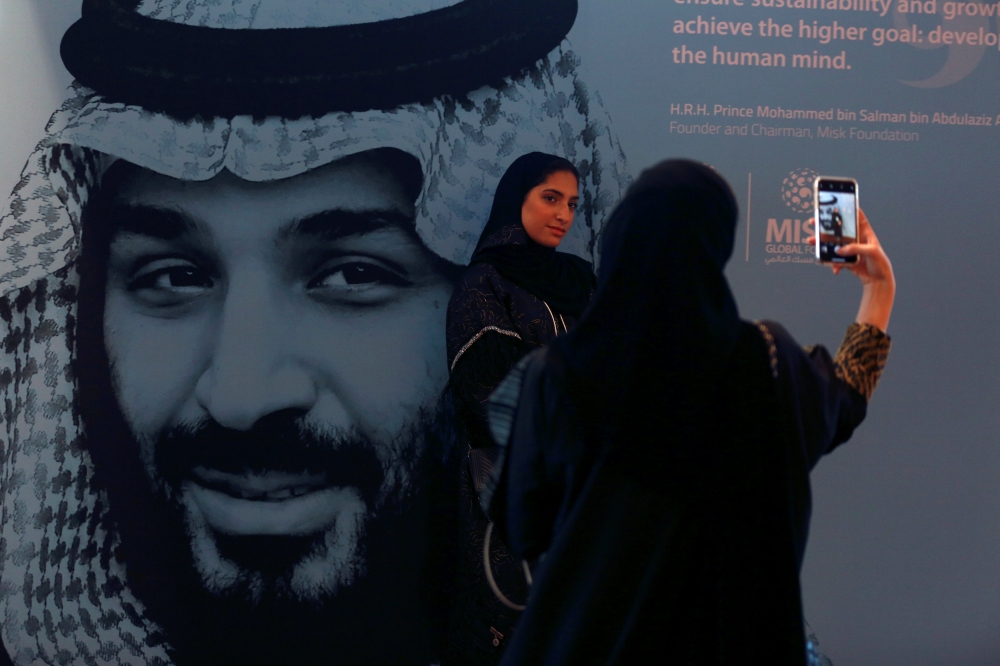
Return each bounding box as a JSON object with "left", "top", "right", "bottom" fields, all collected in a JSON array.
[{"left": 807, "top": 209, "right": 896, "bottom": 333}]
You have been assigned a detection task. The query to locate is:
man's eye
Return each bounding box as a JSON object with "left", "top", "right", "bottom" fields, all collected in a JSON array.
[
  {"left": 127, "top": 262, "right": 214, "bottom": 304},
  {"left": 308, "top": 262, "right": 411, "bottom": 290}
]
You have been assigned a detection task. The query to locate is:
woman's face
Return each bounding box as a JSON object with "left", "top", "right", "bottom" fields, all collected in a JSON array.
[{"left": 520, "top": 170, "right": 579, "bottom": 248}]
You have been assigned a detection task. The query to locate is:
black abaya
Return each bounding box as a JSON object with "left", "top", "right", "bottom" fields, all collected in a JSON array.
[
  {"left": 481, "top": 160, "right": 891, "bottom": 665},
  {"left": 442, "top": 152, "right": 595, "bottom": 665}
]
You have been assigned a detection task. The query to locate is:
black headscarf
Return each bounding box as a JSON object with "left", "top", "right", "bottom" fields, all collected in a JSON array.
[
  {"left": 497, "top": 160, "right": 834, "bottom": 665},
  {"left": 470, "top": 152, "right": 595, "bottom": 317},
  {"left": 551, "top": 158, "right": 742, "bottom": 477}
]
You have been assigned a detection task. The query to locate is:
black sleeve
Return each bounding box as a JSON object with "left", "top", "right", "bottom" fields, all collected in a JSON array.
[
  {"left": 449, "top": 330, "right": 534, "bottom": 450},
  {"left": 761, "top": 320, "right": 876, "bottom": 471},
  {"left": 758, "top": 320, "right": 890, "bottom": 573}
]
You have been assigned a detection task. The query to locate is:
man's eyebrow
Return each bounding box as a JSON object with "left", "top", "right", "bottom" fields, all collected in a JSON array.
[
  {"left": 280, "top": 209, "right": 414, "bottom": 241},
  {"left": 105, "top": 204, "right": 201, "bottom": 239}
]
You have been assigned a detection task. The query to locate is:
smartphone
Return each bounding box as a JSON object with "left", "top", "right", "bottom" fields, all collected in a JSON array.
[{"left": 814, "top": 177, "right": 859, "bottom": 264}]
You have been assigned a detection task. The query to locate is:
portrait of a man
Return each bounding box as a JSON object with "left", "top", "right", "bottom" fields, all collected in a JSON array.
[{"left": 0, "top": 1, "right": 627, "bottom": 664}]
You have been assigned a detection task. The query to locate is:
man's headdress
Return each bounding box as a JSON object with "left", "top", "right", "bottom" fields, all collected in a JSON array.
[{"left": 0, "top": 2, "right": 628, "bottom": 662}]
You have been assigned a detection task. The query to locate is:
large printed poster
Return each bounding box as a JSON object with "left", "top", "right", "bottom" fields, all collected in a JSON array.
[
  {"left": 0, "top": 1, "right": 997, "bottom": 664},
  {"left": 0, "top": 2, "right": 628, "bottom": 664}
]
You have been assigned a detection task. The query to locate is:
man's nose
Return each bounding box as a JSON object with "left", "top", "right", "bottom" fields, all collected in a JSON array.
[{"left": 194, "top": 275, "right": 317, "bottom": 431}]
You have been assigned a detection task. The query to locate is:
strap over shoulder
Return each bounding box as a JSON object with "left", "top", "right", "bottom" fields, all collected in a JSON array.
[{"left": 754, "top": 320, "right": 780, "bottom": 379}]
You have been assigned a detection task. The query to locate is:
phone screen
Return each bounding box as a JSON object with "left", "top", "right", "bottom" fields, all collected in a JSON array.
[{"left": 815, "top": 177, "right": 858, "bottom": 263}]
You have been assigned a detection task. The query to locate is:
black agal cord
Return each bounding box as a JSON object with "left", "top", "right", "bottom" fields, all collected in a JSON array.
[{"left": 61, "top": 0, "right": 578, "bottom": 120}]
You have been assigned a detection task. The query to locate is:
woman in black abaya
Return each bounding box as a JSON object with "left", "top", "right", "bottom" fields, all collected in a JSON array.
[
  {"left": 444, "top": 152, "right": 596, "bottom": 663},
  {"left": 483, "top": 159, "right": 894, "bottom": 664}
]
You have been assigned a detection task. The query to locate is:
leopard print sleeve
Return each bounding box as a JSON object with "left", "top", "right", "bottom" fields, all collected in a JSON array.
[{"left": 832, "top": 322, "right": 891, "bottom": 402}]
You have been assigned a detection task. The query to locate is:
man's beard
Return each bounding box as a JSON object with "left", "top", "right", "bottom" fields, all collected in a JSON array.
[
  {"left": 77, "top": 366, "right": 461, "bottom": 666},
  {"left": 84, "top": 402, "right": 459, "bottom": 666},
  {"left": 148, "top": 412, "right": 401, "bottom": 606}
]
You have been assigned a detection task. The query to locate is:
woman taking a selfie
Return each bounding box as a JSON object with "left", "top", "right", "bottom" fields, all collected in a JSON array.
[
  {"left": 483, "top": 159, "right": 894, "bottom": 665},
  {"left": 444, "top": 151, "right": 595, "bottom": 663}
]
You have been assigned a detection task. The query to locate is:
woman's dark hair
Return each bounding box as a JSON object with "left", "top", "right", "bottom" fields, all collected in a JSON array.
[{"left": 524, "top": 157, "right": 579, "bottom": 197}]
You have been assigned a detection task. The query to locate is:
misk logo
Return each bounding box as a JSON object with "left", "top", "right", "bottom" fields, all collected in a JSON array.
[
  {"left": 781, "top": 168, "right": 817, "bottom": 213},
  {"left": 765, "top": 168, "right": 817, "bottom": 265}
]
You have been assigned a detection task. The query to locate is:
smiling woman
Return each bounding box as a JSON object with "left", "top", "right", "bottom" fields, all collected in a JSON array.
[
  {"left": 519, "top": 170, "right": 580, "bottom": 247},
  {"left": 443, "top": 152, "right": 595, "bottom": 663}
]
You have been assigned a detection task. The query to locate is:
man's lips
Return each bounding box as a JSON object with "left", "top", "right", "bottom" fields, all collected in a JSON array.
[
  {"left": 191, "top": 467, "right": 328, "bottom": 501},
  {"left": 185, "top": 467, "right": 366, "bottom": 536}
]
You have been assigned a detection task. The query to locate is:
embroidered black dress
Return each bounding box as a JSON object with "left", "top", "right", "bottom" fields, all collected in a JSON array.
[
  {"left": 480, "top": 160, "right": 891, "bottom": 665},
  {"left": 447, "top": 242, "right": 583, "bottom": 480},
  {"left": 443, "top": 153, "right": 594, "bottom": 664}
]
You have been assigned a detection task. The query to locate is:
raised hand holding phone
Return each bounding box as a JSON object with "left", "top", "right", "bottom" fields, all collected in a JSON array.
[{"left": 806, "top": 208, "right": 896, "bottom": 333}]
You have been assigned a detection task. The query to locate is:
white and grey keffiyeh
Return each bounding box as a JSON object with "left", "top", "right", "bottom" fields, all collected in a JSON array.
[{"left": 0, "top": 4, "right": 628, "bottom": 660}]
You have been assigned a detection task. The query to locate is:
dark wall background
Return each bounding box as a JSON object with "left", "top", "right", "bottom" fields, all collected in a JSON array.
[
  {"left": 569, "top": 3, "right": 1000, "bottom": 663},
  {"left": 1, "top": 1, "right": 997, "bottom": 663}
]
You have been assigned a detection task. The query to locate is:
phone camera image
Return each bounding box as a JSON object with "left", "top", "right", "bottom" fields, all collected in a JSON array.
[{"left": 815, "top": 178, "right": 859, "bottom": 264}]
